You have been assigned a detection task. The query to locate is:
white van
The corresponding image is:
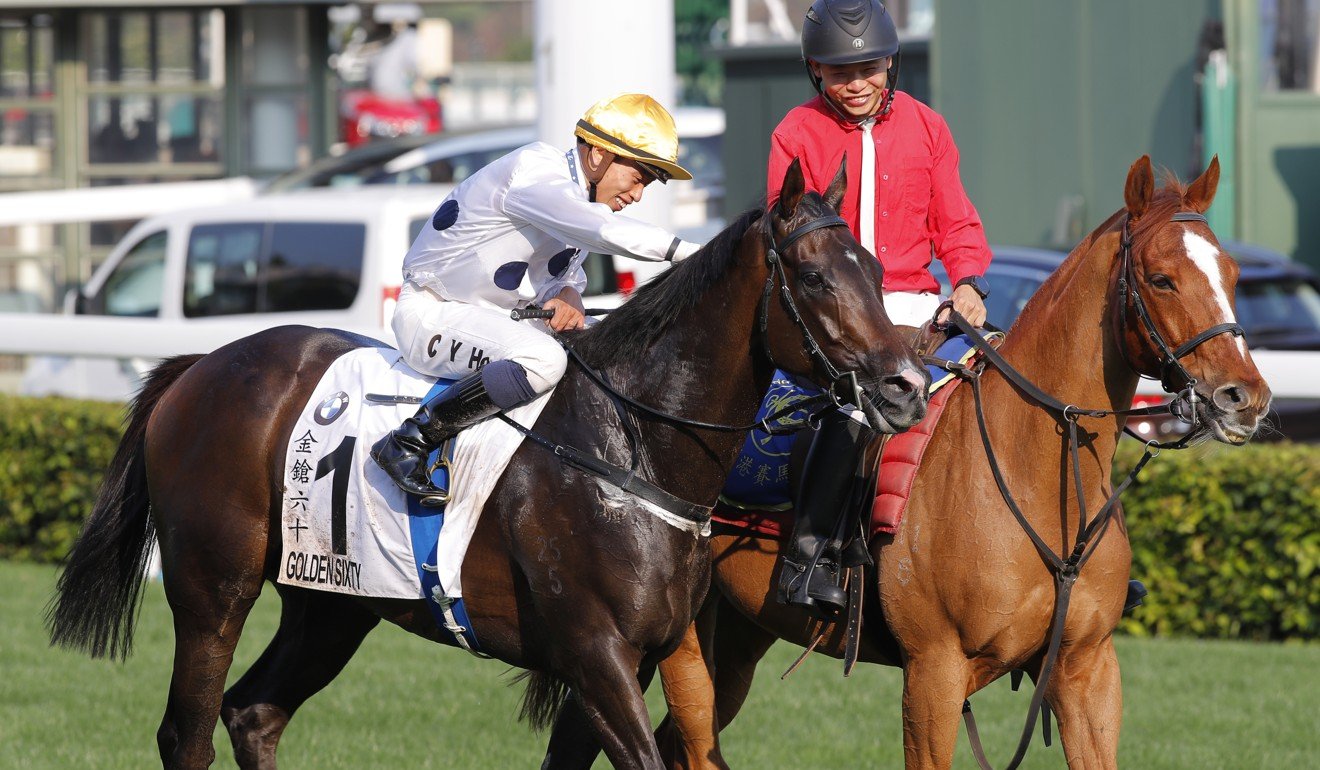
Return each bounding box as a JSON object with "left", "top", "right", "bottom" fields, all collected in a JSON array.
[{"left": 69, "top": 185, "right": 446, "bottom": 337}]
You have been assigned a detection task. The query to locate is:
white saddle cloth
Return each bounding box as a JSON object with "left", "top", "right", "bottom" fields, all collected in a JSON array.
[{"left": 276, "top": 347, "right": 550, "bottom": 600}]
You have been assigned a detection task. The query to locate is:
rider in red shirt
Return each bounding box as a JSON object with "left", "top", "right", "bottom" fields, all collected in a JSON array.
[{"left": 770, "top": 0, "right": 993, "bottom": 616}]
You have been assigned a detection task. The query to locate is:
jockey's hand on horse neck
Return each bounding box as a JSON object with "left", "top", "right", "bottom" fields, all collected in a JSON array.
[
  {"left": 544, "top": 287, "right": 586, "bottom": 332},
  {"left": 938, "top": 283, "right": 988, "bottom": 328}
]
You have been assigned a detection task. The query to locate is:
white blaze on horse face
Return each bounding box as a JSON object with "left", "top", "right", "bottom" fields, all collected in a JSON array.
[
  {"left": 1182, "top": 229, "right": 1249, "bottom": 356},
  {"left": 844, "top": 248, "right": 859, "bottom": 264}
]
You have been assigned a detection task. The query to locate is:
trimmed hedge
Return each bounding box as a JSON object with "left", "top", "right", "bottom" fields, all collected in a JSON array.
[
  {"left": 1115, "top": 440, "right": 1319, "bottom": 642},
  {"left": 0, "top": 394, "right": 125, "bottom": 563},
  {"left": 1, "top": 394, "right": 1316, "bottom": 640}
]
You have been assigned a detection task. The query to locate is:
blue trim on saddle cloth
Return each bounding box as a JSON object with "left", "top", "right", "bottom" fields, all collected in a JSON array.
[
  {"left": 405, "top": 378, "right": 481, "bottom": 652},
  {"left": 720, "top": 335, "right": 986, "bottom": 510}
]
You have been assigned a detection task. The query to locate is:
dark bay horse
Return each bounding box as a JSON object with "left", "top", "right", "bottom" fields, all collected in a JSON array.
[
  {"left": 47, "top": 159, "right": 929, "bottom": 769},
  {"left": 649, "top": 156, "right": 1272, "bottom": 769}
]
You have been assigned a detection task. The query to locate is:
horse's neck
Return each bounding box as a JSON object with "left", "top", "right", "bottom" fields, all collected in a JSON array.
[
  {"left": 965, "top": 231, "right": 1139, "bottom": 512},
  {"left": 596, "top": 251, "right": 771, "bottom": 497},
  {"left": 994, "top": 231, "right": 1139, "bottom": 416}
]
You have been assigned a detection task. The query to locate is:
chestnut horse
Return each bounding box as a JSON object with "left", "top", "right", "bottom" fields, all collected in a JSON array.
[
  {"left": 47, "top": 160, "right": 930, "bottom": 770},
  {"left": 646, "top": 156, "right": 1271, "bottom": 769}
]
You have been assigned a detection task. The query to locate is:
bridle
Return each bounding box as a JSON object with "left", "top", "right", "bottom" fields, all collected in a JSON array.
[
  {"left": 757, "top": 211, "right": 898, "bottom": 432},
  {"left": 1117, "top": 210, "right": 1244, "bottom": 422}
]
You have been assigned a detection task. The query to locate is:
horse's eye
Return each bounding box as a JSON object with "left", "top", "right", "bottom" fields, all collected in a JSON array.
[
  {"left": 801, "top": 272, "right": 825, "bottom": 289},
  {"left": 1149, "top": 274, "right": 1174, "bottom": 290}
]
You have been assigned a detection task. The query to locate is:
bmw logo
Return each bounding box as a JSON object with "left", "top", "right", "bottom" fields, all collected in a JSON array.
[
  {"left": 314, "top": 391, "right": 350, "bottom": 425},
  {"left": 852, "top": 38, "right": 864, "bottom": 49}
]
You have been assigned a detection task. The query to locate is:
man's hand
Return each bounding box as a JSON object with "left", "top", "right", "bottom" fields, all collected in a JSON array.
[
  {"left": 938, "top": 283, "right": 987, "bottom": 327},
  {"left": 543, "top": 287, "right": 586, "bottom": 332}
]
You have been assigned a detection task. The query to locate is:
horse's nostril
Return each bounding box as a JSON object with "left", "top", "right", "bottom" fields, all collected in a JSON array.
[
  {"left": 883, "top": 368, "right": 927, "bottom": 399},
  {"left": 1212, "top": 383, "right": 1249, "bottom": 412}
]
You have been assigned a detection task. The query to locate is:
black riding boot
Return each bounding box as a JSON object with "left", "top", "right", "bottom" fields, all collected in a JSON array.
[
  {"left": 371, "top": 370, "right": 501, "bottom": 504},
  {"left": 777, "top": 409, "right": 867, "bottom": 617}
]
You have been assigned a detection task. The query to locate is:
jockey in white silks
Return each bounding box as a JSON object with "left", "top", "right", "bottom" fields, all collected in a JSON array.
[{"left": 372, "top": 93, "right": 699, "bottom": 503}]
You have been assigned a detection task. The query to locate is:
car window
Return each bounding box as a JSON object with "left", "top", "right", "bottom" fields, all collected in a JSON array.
[
  {"left": 265, "top": 223, "right": 365, "bottom": 312},
  {"left": 408, "top": 217, "right": 428, "bottom": 245},
  {"left": 1235, "top": 278, "right": 1320, "bottom": 336},
  {"left": 370, "top": 146, "right": 517, "bottom": 186},
  {"left": 101, "top": 230, "right": 167, "bottom": 317},
  {"left": 984, "top": 274, "right": 1046, "bottom": 331},
  {"left": 185, "top": 223, "right": 263, "bottom": 316},
  {"left": 184, "top": 222, "right": 365, "bottom": 317},
  {"left": 581, "top": 252, "right": 618, "bottom": 297}
]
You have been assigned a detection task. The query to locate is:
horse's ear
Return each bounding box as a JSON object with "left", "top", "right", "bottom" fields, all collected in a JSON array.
[
  {"left": 823, "top": 155, "right": 848, "bottom": 213},
  {"left": 777, "top": 158, "right": 806, "bottom": 219},
  {"left": 1185, "top": 155, "right": 1220, "bottom": 214},
  {"left": 1124, "top": 155, "right": 1154, "bottom": 221}
]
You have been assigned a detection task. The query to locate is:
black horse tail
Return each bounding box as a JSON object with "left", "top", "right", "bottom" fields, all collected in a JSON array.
[
  {"left": 514, "top": 669, "right": 570, "bottom": 732},
  {"left": 46, "top": 354, "right": 204, "bottom": 660}
]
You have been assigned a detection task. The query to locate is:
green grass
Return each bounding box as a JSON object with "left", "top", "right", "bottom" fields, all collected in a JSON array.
[{"left": 2, "top": 560, "right": 1316, "bottom": 769}]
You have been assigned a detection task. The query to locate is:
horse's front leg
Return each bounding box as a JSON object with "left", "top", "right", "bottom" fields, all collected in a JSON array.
[
  {"left": 554, "top": 637, "right": 663, "bottom": 770},
  {"left": 901, "top": 650, "right": 971, "bottom": 769},
  {"left": 542, "top": 665, "right": 657, "bottom": 770},
  {"left": 1046, "top": 638, "right": 1122, "bottom": 769}
]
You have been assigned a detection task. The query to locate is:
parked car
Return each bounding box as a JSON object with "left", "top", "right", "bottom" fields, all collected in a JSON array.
[
  {"left": 931, "top": 242, "right": 1320, "bottom": 442},
  {"left": 263, "top": 107, "right": 727, "bottom": 305}
]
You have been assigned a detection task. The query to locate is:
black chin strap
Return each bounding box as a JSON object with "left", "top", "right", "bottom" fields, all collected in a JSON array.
[{"left": 806, "top": 51, "right": 901, "bottom": 125}]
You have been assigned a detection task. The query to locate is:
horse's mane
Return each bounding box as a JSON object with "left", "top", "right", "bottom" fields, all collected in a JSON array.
[{"left": 570, "top": 207, "right": 764, "bottom": 367}]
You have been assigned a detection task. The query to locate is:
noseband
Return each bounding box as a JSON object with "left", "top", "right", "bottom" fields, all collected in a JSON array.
[
  {"left": 757, "top": 212, "right": 887, "bottom": 424},
  {"left": 1117, "top": 211, "right": 1244, "bottom": 413}
]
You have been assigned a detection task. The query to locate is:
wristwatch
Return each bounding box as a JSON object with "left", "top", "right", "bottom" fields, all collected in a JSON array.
[{"left": 955, "top": 275, "right": 990, "bottom": 299}]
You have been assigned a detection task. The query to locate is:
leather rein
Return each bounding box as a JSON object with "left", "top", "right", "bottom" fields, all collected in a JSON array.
[
  {"left": 942, "top": 209, "right": 1244, "bottom": 769},
  {"left": 501, "top": 210, "right": 869, "bottom": 524}
]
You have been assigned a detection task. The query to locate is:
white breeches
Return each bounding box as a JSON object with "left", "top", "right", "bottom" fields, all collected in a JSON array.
[{"left": 391, "top": 282, "right": 567, "bottom": 393}]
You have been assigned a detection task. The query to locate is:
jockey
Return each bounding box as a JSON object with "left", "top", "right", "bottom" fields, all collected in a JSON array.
[
  {"left": 768, "top": 0, "right": 993, "bottom": 615},
  {"left": 373, "top": 93, "right": 698, "bottom": 502}
]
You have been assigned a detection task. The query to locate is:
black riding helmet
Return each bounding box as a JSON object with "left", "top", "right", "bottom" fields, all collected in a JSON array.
[{"left": 802, "top": 0, "right": 901, "bottom": 122}]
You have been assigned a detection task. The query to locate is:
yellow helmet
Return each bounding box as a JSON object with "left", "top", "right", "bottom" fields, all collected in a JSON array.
[{"left": 574, "top": 93, "right": 693, "bottom": 183}]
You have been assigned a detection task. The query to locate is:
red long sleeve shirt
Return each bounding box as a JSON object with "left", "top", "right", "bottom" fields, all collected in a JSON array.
[{"left": 767, "top": 92, "right": 992, "bottom": 293}]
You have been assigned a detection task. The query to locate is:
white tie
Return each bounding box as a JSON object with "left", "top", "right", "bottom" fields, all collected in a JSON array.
[{"left": 858, "top": 119, "right": 876, "bottom": 256}]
